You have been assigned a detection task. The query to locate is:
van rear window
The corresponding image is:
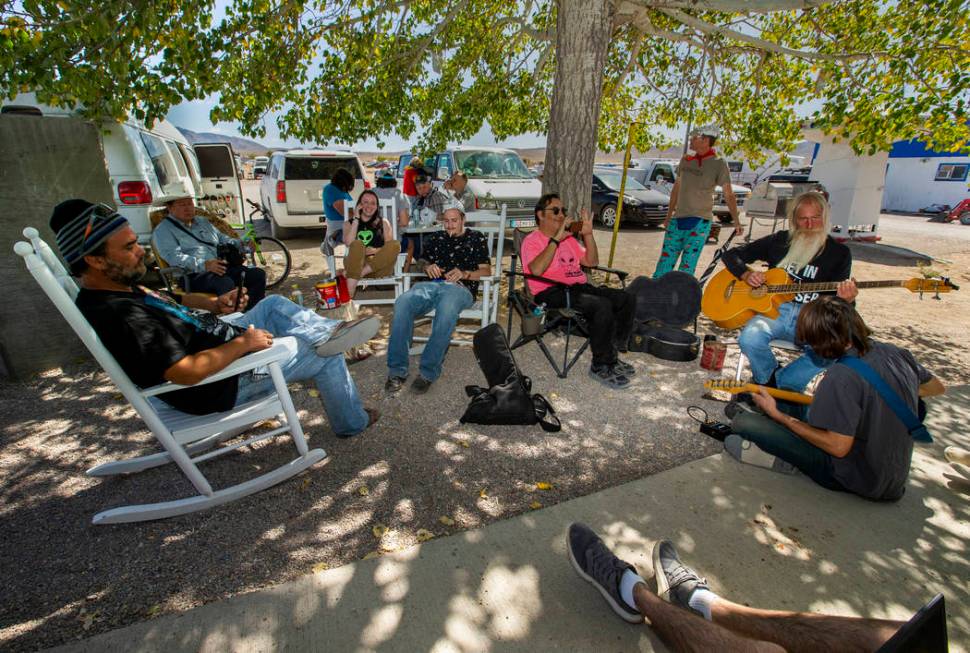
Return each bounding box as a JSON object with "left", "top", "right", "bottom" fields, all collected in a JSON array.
[
  {"left": 284, "top": 157, "right": 361, "bottom": 180},
  {"left": 196, "top": 146, "right": 235, "bottom": 177}
]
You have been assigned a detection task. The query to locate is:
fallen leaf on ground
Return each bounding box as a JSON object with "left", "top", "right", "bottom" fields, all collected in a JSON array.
[
  {"left": 146, "top": 605, "right": 162, "bottom": 618},
  {"left": 479, "top": 488, "right": 488, "bottom": 498},
  {"left": 535, "top": 482, "right": 553, "bottom": 491},
  {"left": 372, "top": 524, "right": 388, "bottom": 538},
  {"left": 300, "top": 477, "right": 311, "bottom": 490},
  {"left": 530, "top": 501, "right": 542, "bottom": 510},
  {"left": 358, "top": 486, "right": 369, "bottom": 496},
  {"left": 362, "top": 551, "right": 382, "bottom": 560},
  {"left": 416, "top": 529, "right": 434, "bottom": 542},
  {"left": 307, "top": 389, "right": 320, "bottom": 397},
  {"left": 312, "top": 562, "right": 329, "bottom": 573},
  {"left": 458, "top": 440, "right": 470, "bottom": 448},
  {"left": 439, "top": 516, "right": 455, "bottom": 526}
]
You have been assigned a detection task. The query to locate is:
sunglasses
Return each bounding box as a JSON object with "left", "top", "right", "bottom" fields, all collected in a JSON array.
[
  {"left": 544, "top": 206, "right": 568, "bottom": 216},
  {"left": 78, "top": 203, "right": 122, "bottom": 247}
]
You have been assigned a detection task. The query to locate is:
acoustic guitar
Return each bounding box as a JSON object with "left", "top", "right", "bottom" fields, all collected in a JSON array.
[
  {"left": 701, "top": 268, "right": 958, "bottom": 329},
  {"left": 704, "top": 379, "right": 813, "bottom": 405}
]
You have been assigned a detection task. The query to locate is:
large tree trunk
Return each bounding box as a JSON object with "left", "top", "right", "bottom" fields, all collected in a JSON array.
[{"left": 544, "top": 0, "right": 613, "bottom": 216}]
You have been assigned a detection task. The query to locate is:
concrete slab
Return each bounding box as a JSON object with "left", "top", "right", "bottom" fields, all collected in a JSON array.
[{"left": 50, "top": 387, "right": 970, "bottom": 653}]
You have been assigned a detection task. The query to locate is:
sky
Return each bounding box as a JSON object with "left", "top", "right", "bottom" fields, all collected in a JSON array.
[{"left": 165, "top": 96, "right": 548, "bottom": 152}]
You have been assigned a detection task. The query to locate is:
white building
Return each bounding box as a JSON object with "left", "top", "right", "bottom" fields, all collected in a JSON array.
[{"left": 881, "top": 138, "right": 969, "bottom": 213}]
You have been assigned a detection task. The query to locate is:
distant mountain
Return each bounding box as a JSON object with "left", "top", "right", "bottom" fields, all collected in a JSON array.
[{"left": 174, "top": 127, "right": 269, "bottom": 157}]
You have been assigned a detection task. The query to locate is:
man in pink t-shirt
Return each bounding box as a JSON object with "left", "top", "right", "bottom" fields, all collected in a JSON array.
[{"left": 521, "top": 193, "right": 636, "bottom": 389}]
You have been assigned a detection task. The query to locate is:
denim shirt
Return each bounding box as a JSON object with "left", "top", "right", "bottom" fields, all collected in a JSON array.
[{"left": 153, "top": 215, "right": 238, "bottom": 274}]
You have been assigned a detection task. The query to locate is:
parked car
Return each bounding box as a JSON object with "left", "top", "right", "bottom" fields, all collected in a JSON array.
[
  {"left": 1, "top": 93, "right": 243, "bottom": 242},
  {"left": 591, "top": 170, "right": 669, "bottom": 227},
  {"left": 259, "top": 149, "right": 368, "bottom": 239},
  {"left": 429, "top": 146, "right": 541, "bottom": 229},
  {"left": 253, "top": 155, "right": 269, "bottom": 178}
]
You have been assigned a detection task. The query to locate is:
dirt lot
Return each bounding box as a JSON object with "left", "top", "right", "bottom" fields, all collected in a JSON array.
[{"left": 1, "top": 186, "right": 968, "bottom": 650}]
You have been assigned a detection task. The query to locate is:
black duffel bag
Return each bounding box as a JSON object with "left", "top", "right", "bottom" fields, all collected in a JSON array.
[{"left": 460, "top": 324, "right": 561, "bottom": 432}]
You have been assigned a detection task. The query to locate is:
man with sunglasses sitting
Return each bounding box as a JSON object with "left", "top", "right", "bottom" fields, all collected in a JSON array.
[
  {"left": 50, "top": 199, "right": 381, "bottom": 438},
  {"left": 521, "top": 193, "right": 636, "bottom": 389},
  {"left": 152, "top": 192, "right": 267, "bottom": 307}
]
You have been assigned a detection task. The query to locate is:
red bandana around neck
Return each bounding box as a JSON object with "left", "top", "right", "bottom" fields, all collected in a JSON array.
[{"left": 686, "top": 148, "right": 717, "bottom": 166}]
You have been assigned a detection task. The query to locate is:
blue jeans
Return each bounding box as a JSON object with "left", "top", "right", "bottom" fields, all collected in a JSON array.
[
  {"left": 738, "top": 301, "right": 831, "bottom": 391},
  {"left": 731, "top": 408, "right": 845, "bottom": 492},
  {"left": 229, "top": 295, "right": 368, "bottom": 436},
  {"left": 387, "top": 281, "right": 473, "bottom": 382}
]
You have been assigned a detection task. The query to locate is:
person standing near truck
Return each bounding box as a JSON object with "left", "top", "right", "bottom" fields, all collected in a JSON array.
[{"left": 652, "top": 125, "right": 743, "bottom": 278}]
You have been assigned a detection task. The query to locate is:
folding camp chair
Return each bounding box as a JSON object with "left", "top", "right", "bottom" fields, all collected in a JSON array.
[
  {"left": 148, "top": 207, "right": 238, "bottom": 297},
  {"left": 505, "top": 228, "right": 629, "bottom": 378},
  {"left": 14, "top": 227, "right": 326, "bottom": 525}
]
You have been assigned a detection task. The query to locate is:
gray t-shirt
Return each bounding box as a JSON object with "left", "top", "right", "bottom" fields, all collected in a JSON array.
[
  {"left": 674, "top": 154, "right": 731, "bottom": 221},
  {"left": 808, "top": 341, "right": 932, "bottom": 501}
]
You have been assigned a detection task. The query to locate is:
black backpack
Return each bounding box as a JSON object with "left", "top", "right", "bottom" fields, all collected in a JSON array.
[{"left": 460, "top": 324, "right": 561, "bottom": 432}]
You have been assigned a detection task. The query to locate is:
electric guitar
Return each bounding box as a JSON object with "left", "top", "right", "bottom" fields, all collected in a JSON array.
[
  {"left": 704, "top": 379, "right": 813, "bottom": 405},
  {"left": 701, "top": 268, "right": 958, "bottom": 329}
]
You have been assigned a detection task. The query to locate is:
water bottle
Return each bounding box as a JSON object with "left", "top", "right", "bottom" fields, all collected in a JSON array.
[
  {"left": 533, "top": 303, "right": 546, "bottom": 317},
  {"left": 290, "top": 284, "right": 304, "bottom": 307}
]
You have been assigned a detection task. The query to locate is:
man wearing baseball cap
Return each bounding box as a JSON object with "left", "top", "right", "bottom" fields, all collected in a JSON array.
[
  {"left": 49, "top": 199, "right": 380, "bottom": 437},
  {"left": 652, "top": 124, "right": 743, "bottom": 278},
  {"left": 152, "top": 192, "right": 267, "bottom": 307}
]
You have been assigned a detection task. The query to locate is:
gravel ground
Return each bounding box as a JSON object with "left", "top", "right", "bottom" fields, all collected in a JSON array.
[{"left": 2, "top": 204, "right": 968, "bottom": 651}]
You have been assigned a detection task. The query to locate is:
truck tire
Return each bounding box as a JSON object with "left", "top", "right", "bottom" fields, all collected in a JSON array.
[
  {"left": 960, "top": 211, "right": 970, "bottom": 226},
  {"left": 268, "top": 210, "right": 296, "bottom": 239}
]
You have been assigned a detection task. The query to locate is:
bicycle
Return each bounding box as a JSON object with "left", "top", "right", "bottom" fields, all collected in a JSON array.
[{"left": 238, "top": 199, "right": 291, "bottom": 289}]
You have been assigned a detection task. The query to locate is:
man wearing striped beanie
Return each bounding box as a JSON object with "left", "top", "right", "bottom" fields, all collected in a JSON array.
[{"left": 49, "top": 199, "right": 380, "bottom": 436}]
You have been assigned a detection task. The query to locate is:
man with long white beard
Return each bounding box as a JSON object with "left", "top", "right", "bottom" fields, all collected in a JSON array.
[{"left": 721, "top": 191, "right": 858, "bottom": 391}]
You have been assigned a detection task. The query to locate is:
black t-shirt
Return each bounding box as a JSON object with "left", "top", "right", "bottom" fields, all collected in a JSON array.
[
  {"left": 420, "top": 228, "right": 490, "bottom": 295},
  {"left": 355, "top": 214, "right": 386, "bottom": 249},
  {"left": 722, "top": 231, "right": 851, "bottom": 304},
  {"left": 808, "top": 341, "right": 933, "bottom": 501},
  {"left": 76, "top": 287, "right": 245, "bottom": 415}
]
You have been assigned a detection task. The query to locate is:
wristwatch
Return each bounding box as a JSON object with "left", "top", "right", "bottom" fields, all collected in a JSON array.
[{"left": 549, "top": 237, "right": 559, "bottom": 246}]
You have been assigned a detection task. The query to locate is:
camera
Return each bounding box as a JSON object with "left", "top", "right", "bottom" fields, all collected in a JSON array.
[
  {"left": 216, "top": 243, "right": 245, "bottom": 268},
  {"left": 567, "top": 221, "right": 584, "bottom": 236}
]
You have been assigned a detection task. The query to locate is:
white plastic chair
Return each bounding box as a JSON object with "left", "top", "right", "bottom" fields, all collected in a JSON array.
[
  {"left": 401, "top": 206, "right": 507, "bottom": 347},
  {"left": 729, "top": 338, "right": 802, "bottom": 381},
  {"left": 14, "top": 227, "right": 327, "bottom": 525},
  {"left": 322, "top": 197, "right": 404, "bottom": 306}
]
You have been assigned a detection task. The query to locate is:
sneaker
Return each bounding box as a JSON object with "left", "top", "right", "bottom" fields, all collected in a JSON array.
[
  {"left": 944, "top": 446, "right": 970, "bottom": 467},
  {"left": 566, "top": 523, "right": 643, "bottom": 624},
  {"left": 315, "top": 316, "right": 381, "bottom": 357},
  {"left": 589, "top": 364, "right": 630, "bottom": 389},
  {"left": 336, "top": 407, "right": 380, "bottom": 439},
  {"left": 384, "top": 376, "right": 406, "bottom": 393},
  {"left": 613, "top": 359, "right": 636, "bottom": 377},
  {"left": 653, "top": 539, "right": 710, "bottom": 617},
  {"left": 412, "top": 376, "right": 433, "bottom": 394},
  {"left": 724, "top": 434, "right": 797, "bottom": 474}
]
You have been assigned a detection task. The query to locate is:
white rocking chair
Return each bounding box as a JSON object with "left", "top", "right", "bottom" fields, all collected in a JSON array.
[{"left": 14, "top": 227, "right": 327, "bottom": 525}]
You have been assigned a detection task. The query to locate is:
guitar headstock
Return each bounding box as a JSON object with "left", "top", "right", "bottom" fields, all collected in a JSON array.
[
  {"left": 703, "top": 379, "right": 750, "bottom": 394},
  {"left": 902, "top": 278, "right": 958, "bottom": 294}
]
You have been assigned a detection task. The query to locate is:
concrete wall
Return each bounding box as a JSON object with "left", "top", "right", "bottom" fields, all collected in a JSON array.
[
  {"left": 0, "top": 115, "right": 113, "bottom": 379},
  {"left": 881, "top": 157, "right": 970, "bottom": 213}
]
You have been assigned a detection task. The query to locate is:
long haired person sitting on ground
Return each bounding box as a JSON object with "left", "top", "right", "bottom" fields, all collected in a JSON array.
[{"left": 725, "top": 296, "right": 945, "bottom": 501}]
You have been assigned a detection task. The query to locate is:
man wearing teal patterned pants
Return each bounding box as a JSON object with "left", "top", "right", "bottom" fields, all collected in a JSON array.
[{"left": 653, "top": 125, "right": 742, "bottom": 278}]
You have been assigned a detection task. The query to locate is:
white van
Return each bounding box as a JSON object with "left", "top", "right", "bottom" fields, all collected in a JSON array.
[
  {"left": 259, "top": 149, "right": 367, "bottom": 239},
  {"left": 430, "top": 146, "right": 540, "bottom": 228},
  {"left": 0, "top": 93, "right": 243, "bottom": 242}
]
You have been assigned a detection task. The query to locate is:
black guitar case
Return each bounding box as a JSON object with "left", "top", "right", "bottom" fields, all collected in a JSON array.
[{"left": 625, "top": 271, "right": 702, "bottom": 362}]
